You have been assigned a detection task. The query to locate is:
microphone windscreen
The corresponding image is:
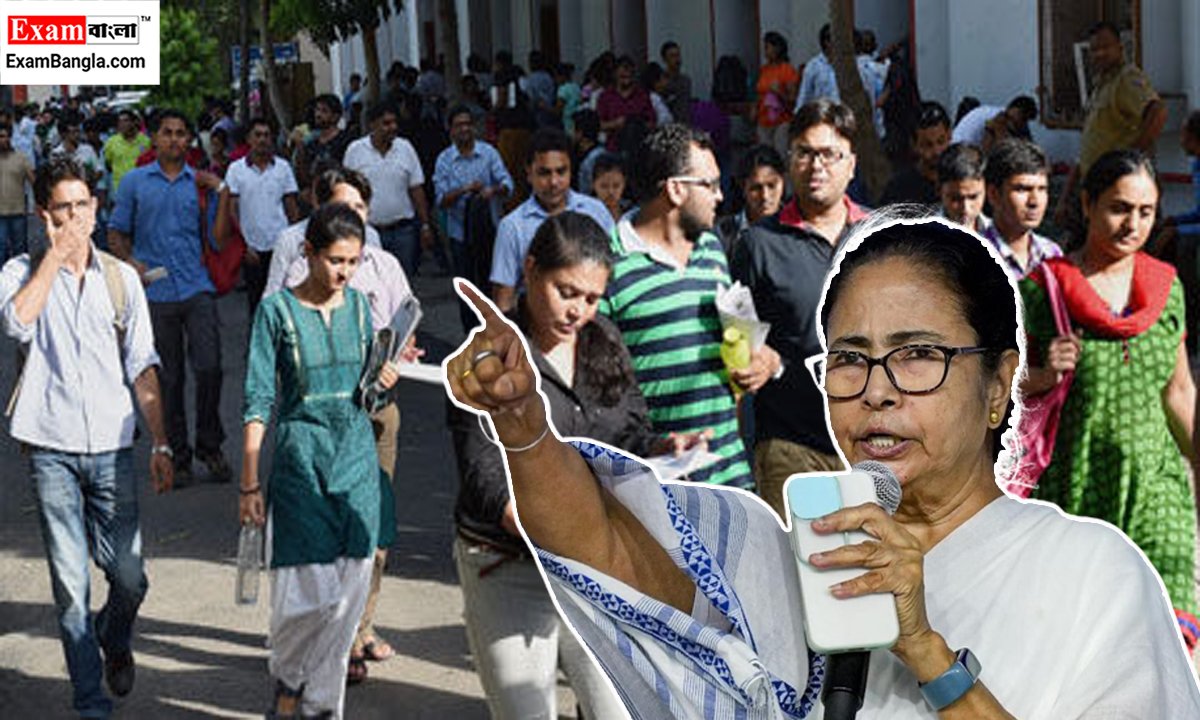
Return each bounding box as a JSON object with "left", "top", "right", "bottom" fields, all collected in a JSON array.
[{"left": 851, "top": 461, "right": 902, "bottom": 515}]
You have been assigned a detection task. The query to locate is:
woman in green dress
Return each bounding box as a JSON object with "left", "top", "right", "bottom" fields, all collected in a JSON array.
[
  {"left": 238, "top": 203, "right": 400, "bottom": 718},
  {"left": 1020, "top": 149, "right": 1198, "bottom": 650}
]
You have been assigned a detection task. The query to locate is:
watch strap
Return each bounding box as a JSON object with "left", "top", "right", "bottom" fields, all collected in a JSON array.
[{"left": 919, "top": 647, "right": 980, "bottom": 711}]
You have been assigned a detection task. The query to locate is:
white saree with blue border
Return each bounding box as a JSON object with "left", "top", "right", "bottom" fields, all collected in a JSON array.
[{"left": 533, "top": 440, "right": 824, "bottom": 720}]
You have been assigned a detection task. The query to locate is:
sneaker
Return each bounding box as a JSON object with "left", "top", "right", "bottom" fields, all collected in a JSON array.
[
  {"left": 197, "top": 449, "right": 232, "bottom": 483},
  {"left": 104, "top": 649, "right": 135, "bottom": 697}
]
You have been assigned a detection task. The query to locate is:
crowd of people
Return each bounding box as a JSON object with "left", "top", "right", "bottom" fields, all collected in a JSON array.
[{"left": 4, "top": 15, "right": 1200, "bottom": 720}]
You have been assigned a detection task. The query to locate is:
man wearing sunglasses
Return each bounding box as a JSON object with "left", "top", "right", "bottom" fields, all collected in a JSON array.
[{"left": 730, "top": 99, "right": 869, "bottom": 519}]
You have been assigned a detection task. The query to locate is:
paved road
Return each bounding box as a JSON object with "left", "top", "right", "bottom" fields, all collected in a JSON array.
[{"left": 0, "top": 262, "right": 580, "bottom": 718}]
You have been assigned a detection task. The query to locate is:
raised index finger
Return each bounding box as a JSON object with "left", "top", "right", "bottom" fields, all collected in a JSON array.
[{"left": 454, "top": 278, "right": 505, "bottom": 331}]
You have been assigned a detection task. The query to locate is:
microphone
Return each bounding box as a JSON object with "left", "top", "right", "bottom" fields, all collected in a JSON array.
[{"left": 786, "top": 461, "right": 902, "bottom": 720}]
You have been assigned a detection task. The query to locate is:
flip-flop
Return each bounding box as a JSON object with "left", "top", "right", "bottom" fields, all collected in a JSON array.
[{"left": 362, "top": 639, "right": 395, "bottom": 662}]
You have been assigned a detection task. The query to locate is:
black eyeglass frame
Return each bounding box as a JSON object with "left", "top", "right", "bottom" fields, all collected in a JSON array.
[{"left": 813, "top": 344, "right": 989, "bottom": 400}]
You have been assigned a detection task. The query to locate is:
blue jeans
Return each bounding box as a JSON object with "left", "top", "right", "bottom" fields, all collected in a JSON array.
[
  {"left": 30, "top": 447, "right": 147, "bottom": 718},
  {"left": 377, "top": 219, "right": 420, "bottom": 279},
  {"left": 0, "top": 213, "right": 28, "bottom": 262}
]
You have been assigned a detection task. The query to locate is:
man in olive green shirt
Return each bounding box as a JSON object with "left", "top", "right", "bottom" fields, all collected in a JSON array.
[
  {"left": 0, "top": 124, "right": 34, "bottom": 260},
  {"left": 1056, "top": 21, "right": 1166, "bottom": 239},
  {"left": 102, "top": 110, "right": 150, "bottom": 198}
]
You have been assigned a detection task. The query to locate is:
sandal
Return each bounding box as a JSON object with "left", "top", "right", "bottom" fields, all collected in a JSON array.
[
  {"left": 346, "top": 654, "right": 368, "bottom": 686},
  {"left": 362, "top": 638, "right": 395, "bottom": 662},
  {"left": 266, "top": 679, "right": 304, "bottom": 719}
]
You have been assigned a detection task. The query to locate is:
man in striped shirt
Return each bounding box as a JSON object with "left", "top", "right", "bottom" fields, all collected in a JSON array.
[{"left": 600, "top": 124, "right": 760, "bottom": 488}]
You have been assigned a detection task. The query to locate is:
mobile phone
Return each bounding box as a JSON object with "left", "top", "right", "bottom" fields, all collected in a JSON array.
[{"left": 787, "top": 473, "right": 900, "bottom": 653}]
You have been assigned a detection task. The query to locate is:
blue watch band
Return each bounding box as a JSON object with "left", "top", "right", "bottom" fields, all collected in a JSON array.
[{"left": 919, "top": 648, "right": 981, "bottom": 710}]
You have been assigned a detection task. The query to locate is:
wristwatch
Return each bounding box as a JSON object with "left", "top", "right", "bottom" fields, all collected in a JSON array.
[
  {"left": 151, "top": 444, "right": 174, "bottom": 459},
  {"left": 919, "top": 647, "right": 981, "bottom": 711}
]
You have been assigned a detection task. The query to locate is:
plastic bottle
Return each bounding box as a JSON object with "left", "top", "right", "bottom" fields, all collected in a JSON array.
[
  {"left": 719, "top": 327, "right": 751, "bottom": 396},
  {"left": 235, "top": 522, "right": 263, "bottom": 605}
]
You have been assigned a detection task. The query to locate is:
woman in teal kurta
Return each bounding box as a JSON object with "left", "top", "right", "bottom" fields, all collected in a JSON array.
[
  {"left": 1019, "top": 150, "right": 1199, "bottom": 651},
  {"left": 239, "top": 204, "right": 399, "bottom": 719}
]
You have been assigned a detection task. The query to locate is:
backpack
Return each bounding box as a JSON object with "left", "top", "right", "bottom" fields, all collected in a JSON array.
[{"left": 6, "top": 250, "right": 129, "bottom": 417}]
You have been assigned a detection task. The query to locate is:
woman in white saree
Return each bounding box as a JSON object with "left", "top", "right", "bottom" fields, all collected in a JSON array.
[{"left": 443, "top": 217, "right": 1200, "bottom": 719}]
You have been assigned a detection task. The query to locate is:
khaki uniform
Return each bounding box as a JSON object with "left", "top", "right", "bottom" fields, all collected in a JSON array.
[{"left": 1079, "top": 62, "right": 1159, "bottom": 174}]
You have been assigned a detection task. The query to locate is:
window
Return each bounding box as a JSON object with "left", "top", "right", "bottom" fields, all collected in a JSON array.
[{"left": 1037, "top": 0, "right": 1140, "bottom": 128}]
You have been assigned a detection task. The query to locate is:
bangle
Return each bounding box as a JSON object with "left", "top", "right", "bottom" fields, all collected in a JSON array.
[
  {"left": 151, "top": 444, "right": 173, "bottom": 459},
  {"left": 239, "top": 484, "right": 261, "bottom": 495},
  {"left": 477, "top": 415, "right": 551, "bottom": 453}
]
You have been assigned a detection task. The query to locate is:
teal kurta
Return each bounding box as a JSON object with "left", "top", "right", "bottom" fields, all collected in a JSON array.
[{"left": 244, "top": 288, "right": 381, "bottom": 568}]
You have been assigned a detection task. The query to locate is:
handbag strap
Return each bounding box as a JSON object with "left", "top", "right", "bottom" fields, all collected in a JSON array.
[
  {"left": 1041, "top": 262, "right": 1072, "bottom": 337},
  {"left": 196, "top": 182, "right": 210, "bottom": 258}
]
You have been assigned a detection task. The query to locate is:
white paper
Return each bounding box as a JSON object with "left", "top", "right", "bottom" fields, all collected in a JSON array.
[
  {"left": 715, "top": 282, "right": 771, "bottom": 349},
  {"left": 641, "top": 446, "right": 724, "bottom": 481},
  {"left": 397, "top": 362, "right": 447, "bottom": 385}
]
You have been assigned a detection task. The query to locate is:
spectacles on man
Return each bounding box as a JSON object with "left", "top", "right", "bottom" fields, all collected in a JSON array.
[
  {"left": 789, "top": 145, "right": 850, "bottom": 167},
  {"left": 809, "top": 344, "right": 989, "bottom": 400},
  {"left": 668, "top": 175, "right": 722, "bottom": 192}
]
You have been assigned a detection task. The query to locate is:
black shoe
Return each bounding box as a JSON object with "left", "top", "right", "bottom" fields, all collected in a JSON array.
[
  {"left": 104, "top": 649, "right": 135, "bottom": 697},
  {"left": 173, "top": 456, "right": 194, "bottom": 488},
  {"left": 197, "top": 449, "right": 232, "bottom": 483}
]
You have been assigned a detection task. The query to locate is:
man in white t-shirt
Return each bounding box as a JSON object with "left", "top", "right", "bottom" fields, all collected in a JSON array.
[
  {"left": 217, "top": 117, "right": 299, "bottom": 315},
  {"left": 343, "top": 102, "right": 435, "bottom": 278}
]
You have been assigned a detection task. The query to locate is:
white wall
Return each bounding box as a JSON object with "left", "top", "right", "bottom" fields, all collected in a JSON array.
[
  {"left": 855, "top": 0, "right": 908, "bottom": 47},
  {"left": 646, "top": 0, "right": 713, "bottom": 98},
  {"left": 714, "top": 0, "right": 760, "bottom": 87},
  {"left": 1185, "top": 0, "right": 1200, "bottom": 109},
  {"left": 612, "top": 0, "right": 647, "bottom": 61}
]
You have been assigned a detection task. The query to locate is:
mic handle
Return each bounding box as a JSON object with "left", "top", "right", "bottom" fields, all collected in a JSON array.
[{"left": 822, "top": 651, "right": 869, "bottom": 720}]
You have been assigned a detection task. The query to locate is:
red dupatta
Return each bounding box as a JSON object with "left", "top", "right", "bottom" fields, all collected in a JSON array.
[{"left": 1034, "top": 253, "right": 1176, "bottom": 339}]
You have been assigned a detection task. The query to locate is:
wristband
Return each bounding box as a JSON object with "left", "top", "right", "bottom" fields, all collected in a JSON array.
[
  {"left": 240, "top": 484, "right": 262, "bottom": 496},
  {"left": 151, "top": 444, "right": 174, "bottom": 459},
  {"left": 919, "top": 647, "right": 981, "bottom": 711}
]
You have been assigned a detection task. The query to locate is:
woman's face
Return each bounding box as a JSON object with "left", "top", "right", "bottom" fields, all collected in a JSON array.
[
  {"left": 305, "top": 237, "right": 362, "bottom": 293},
  {"left": 524, "top": 259, "right": 609, "bottom": 344},
  {"left": 825, "top": 256, "right": 1010, "bottom": 491},
  {"left": 764, "top": 40, "right": 779, "bottom": 63},
  {"left": 592, "top": 168, "right": 626, "bottom": 214},
  {"left": 1082, "top": 169, "right": 1158, "bottom": 263}
]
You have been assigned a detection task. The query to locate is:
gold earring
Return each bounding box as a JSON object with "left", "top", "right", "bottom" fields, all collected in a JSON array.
[{"left": 989, "top": 410, "right": 1000, "bottom": 425}]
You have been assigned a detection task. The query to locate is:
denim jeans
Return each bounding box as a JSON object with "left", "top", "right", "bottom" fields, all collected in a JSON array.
[
  {"left": 377, "top": 220, "right": 420, "bottom": 279},
  {"left": 0, "top": 213, "right": 28, "bottom": 262},
  {"left": 30, "top": 447, "right": 147, "bottom": 718}
]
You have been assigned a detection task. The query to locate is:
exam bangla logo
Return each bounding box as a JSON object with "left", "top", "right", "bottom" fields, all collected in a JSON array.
[{"left": 7, "top": 15, "right": 147, "bottom": 45}]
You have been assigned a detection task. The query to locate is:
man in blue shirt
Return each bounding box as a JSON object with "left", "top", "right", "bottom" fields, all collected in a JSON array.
[
  {"left": 489, "top": 128, "right": 613, "bottom": 312},
  {"left": 433, "top": 104, "right": 513, "bottom": 280},
  {"left": 0, "top": 157, "right": 173, "bottom": 718},
  {"left": 108, "top": 109, "right": 230, "bottom": 484}
]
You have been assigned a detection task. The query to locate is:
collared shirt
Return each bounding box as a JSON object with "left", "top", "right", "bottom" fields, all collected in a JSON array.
[
  {"left": 1080, "top": 62, "right": 1159, "bottom": 174},
  {"left": 110, "top": 161, "right": 216, "bottom": 303},
  {"left": 432, "top": 140, "right": 513, "bottom": 241},
  {"left": 0, "top": 248, "right": 159, "bottom": 453},
  {"left": 224, "top": 154, "right": 299, "bottom": 252},
  {"left": 982, "top": 225, "right": 1063, "bottom": 279},
  {"left": 489, "top": 190, "right": 614, "bottom": 288},
  {"left": 0, "top": 151, "right": 32, "bottom": 215},
  {"left": 796, "top": 53, "right": 840, "bottom": 110},
  {"left": 731, "top": 196, "right": 868, "bottom": 453},
  {"left": 343, "top": 135, "right": 425, "bottom": 225},
  {"left": 261, "top": 219, "right": 403, "bottom": 330},
  {"left": 952, "top": 105, "right": 1005, "bottom": 146}
]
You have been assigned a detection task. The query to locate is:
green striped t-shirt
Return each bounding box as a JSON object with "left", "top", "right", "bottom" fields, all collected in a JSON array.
[{"left": 600, "top": 221, "right": 752, "bottom": 488}]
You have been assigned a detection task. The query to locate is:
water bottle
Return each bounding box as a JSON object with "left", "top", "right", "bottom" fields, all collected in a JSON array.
[
  {"left": 719, "top": 327, "right": 751, "bottom": 397},
  {"left": 235, "top": 522, "right": 263, "bottom": 605}
]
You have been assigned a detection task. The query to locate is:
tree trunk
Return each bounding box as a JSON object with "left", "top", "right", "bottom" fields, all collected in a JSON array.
[
  {"left": 437, "top": 0, "right": 462, "bottom": 99},
  {"left": 259, "top": 0, "right": 292, "bottom": 130},
  {"left": 362, "top": 21, "right": 382, "bottom": 107},
  {"left": 828, "top": 0, "right": 890, "bottom": 204},
  {"left": 238, "top": 0, "right": 251, "bottom": 124}
]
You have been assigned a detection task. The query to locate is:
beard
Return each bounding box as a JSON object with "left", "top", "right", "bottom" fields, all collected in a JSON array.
[{"left": 679, "top": 205, "right": 713, "bottom": 242}]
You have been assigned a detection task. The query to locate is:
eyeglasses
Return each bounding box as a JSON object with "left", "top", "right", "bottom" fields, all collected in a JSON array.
[
  {"left": 47, "top": 199, "right": 92, "bottom": 216},
  {"left": 668, "top": 175, "right": 722, "bottom": 192},
  {"left": 789, "top": 145, "right": 850, "bottom": 167},
  {"left": 809, "top": 344, "right": 988, "bottom": 400}
]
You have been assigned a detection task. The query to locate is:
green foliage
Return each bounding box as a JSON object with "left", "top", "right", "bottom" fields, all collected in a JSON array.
[
  {"left": 272, "top": 0, "right": 403, "bottom": 53},
  {"left": 145, "top": 7, "right": 227, "bottom": 120}
]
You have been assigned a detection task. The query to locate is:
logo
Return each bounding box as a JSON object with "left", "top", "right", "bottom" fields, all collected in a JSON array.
[{"left": 8, "top": 15, "right": 141, "bottom": 45}]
